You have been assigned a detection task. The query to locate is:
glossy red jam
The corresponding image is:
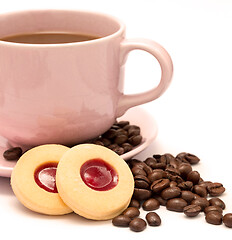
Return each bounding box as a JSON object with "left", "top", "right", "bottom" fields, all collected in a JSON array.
[
  {"left": 80, "top": 158, "right": 118, "bottom": 191},
  {"left": 34, "top": 162, "right": 58, "bottom": 193}
]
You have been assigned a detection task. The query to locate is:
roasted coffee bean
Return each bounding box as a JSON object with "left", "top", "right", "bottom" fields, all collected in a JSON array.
[
  {"left": 151, "top": 179, "right": 170, "bottom": 193},
  {"left": 170, "top": 181, "right": 178, "bottom": 187},
  {"left": 115, "top": 128, "right": 128, "bottom": 136},
  {"left": 133, "top": 188, "right": 152, "bottom": 201},
  {"left": 112, "top": 215, "right": 131, "bottom": 227},
  {"left": 3, "top": 147, "right": 23, "bottom": 161},
  {"left": 144, "top": 157, "right": 157, "bottom": 169},
  {"left": 183, "top": 205, "right": 201, "bottom": 217},
  {"left": 166, "top": 198, "right": 188, "bottom": 212},
  {"left": 101, "top": 138, "right": 111, "bottom": 146},
  {"left": 143, "top": 164, "right": 153, "bottom": 175},
  {"left": 223, "top": 213, "right": 232, "bottom": 228},
  {"left": 148, "top": 169, "right": 166, "bottom": 182},
  {"left": 129, "top": 199, "right": 140, "bottom": 208},
  {"left": 207, "top": 182, "right": 225, "bottom": 196},
  {"left": 193, "top": 185, "right": 208, "bottom": 198},
  {"left": 191, "top": 197, "right": 209, "bottom": 211},
  {"left": 178, "top": 163, "right": 192, "bottom": 179},
  {"left": 128, "top": 127, "right": 140, "bottom": 137},
  {"left": 112, "top": 146, "right": 124, "bottom": 155},
  {"left": 160, "top": 187, "right": 181, "bottom": 200},
  {"left": 129, "top": 218, "right": 147, "bottom": 232},
  {"left": 102, "top": 129, "right": 117, "bottom": 139},
  {"left": 114, "top": 134, "right": 128, "bottom": 145},
  {"left": 198, "top": 180, "right": 212, "bottom": 189},
  {"left": 134, "top": 175, "right": 150, "bottom": 189},
  {"left": 123, "top": 207, "right": 140, "bottom": 219},
  {"left": 178, "top": 181, "right": 193, "bottom": 190},
  {"left": 176, "top": 152, "right": 200, "bottom": 164},
  {"left": 187, "top": 171, "right": 200, "bottom": 185},
  {"left": 181, "top": 190, "right": 195, "bottom": 203},
  {"left": 131, "top": 166, "right": 147, "bottom": 176},
  {"left": 116, "top": 120, "right": 129, "bottom": 128},
  {"left": 205, "top": 211, "right": 223, "bottom": 225},
  {"left": 204, "top": 206, "right": 223, "bottom": 215},
  {"left": 128, "top": 135, "right": 142, "bottom": 146},
  {"left": 209, "top": 197, "right": 225, "bottom": 210},
  {"left": 142, "top": 198, "right": 160, "bottom": 211},
  {"left": 153, "top": 195, "right": 167, "bottom": 206},
  {"left": 121, "top": 143, "right": 133, "bottom": 153},
  {"left": 146, "top": 212, "right": 161, "bottom": 226}
]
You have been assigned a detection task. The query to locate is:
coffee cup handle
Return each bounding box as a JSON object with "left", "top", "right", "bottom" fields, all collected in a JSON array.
[{"left": 116, "top": 38, "right": 173, "bottom": 117}]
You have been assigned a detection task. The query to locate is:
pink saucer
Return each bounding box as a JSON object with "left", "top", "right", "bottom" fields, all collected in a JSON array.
[{"left": 0, "top": 107, "right": 158, "bottom": 177}]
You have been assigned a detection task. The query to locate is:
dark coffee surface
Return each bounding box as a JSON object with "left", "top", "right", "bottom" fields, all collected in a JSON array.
[{"left": 0, "top": 32, "right": 99, "bottom": 44}]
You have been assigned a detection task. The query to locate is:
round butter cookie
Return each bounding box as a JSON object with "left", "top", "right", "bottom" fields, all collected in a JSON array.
[
  {"left": 11, "top": 144, "right": 72, "bottom": 215},
  {"left": 56, "top": 144, "right": 134, "bottom": 220}
]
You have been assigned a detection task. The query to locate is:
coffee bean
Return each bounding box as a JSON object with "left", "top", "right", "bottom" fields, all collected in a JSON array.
[
  {"left": 123, "top": 207, "right": 140, "bottom": 219},
  {"left": 170, "top": 181, "right": 178, "bottom": 187},
  {"left": 114, "top": 134, "right": 128, "bottom": 145},
  {"left": 128, "top": 135, "right": 142, "bottom": 146},
  {"left": 133, "top": 188, "right": 152, "bottom": 201},
  {"left": 204, "top": 206, "right": 223, "bottom": 215},
  {"left": 183, "top": 205, "right": 201, "bottom": 217},
  {"left": 191, "top": 197, "right": 209, "bottom": 211},
  {"left": 121, "top": 143, "right": 133, "bottom": 153},
  {"left": 102, "top": 129, "right": 117, "bottom": 139},
  {"left": 142, "top": 198, "right": 160, "bottom": 211},
  {"left": 128, "top": 127, "right": 140, "bottom": 137},
  {"left": 112, "top": 215, "right": 131, "bottom": 227},
  {"left": 117, "top": 120, "right": 129, "bottom": 128},
  {"left": 178, "top": 163, "right": 192, "bottom": 179},
  {"left": 129, "top": 199, "right": 140, "bottom": 209},
  {"left": 166, "top": 198, "right": 188, "bottom": 212},
  {"left": 187, "top": 171, "right": 200, "bottom": 185},
  {"left": 131, "top": 166, "right": 147, "bottom": 176},
  {"left": 129, "top": 218, "right": 147, "bottom": 232},
  {"left": 160, "top": 187, "right": 181, "bottom": 200},
  {"left": 176, "top": 152, "right": 200, "bottom": 164},
  {"left": 205, "top": 211, "right": 223, "bottom": 225},
  {"left": 112, "top": 146, "right": 124, "bottom": 155},
  {"left": 151, "top": 179, "right": 170, "bottom": 193},
  {"left": 144, "top": 157, "right": 157, "bottom": 169},
  {"left": 148, "top": 169, "right": 166, "bottom": 182},
  {"left": 181, "top": 190, "right": 195, "bottom": 203},
  {"left": 178, "top": 181, "right": 193, "bottom": 190},
  {"left": 198, "top": 181, "right": 212, "bottom": 189},
  {"left": 146, "top": 212, "right": 161, "bottom": 226},
  {"left": 209, "top": 197, "right": 225, "bottom": 210},
  {"left": 153, "top": 195, "right": 167, "bottom": 206},
  {"left": 3, "top": 147, "right": 23, "bottom": 161},
  {"left": 134, "top": 175, "right": 150, "bottom": 189},
  {"left": 223, "top": 213, "right": 232, "bottom": 228},
  {"left": 193, "top": 185, "right": 208, "bottom": 198},
  {"left": 207, "top": 182, "right": 225, "bottom": 197}
]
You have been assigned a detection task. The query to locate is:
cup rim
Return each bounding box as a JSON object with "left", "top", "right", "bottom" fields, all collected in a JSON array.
[{"left": 0, "top": 9, "right": 125, "bottom": 48}]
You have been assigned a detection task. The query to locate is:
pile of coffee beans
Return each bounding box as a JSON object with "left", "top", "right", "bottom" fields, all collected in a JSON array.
[
  {"left": 3, "top": 121, "right": 142, "bottom": 161},
  {"left": 112, "top": 152, "right": 232, "bottom": 232},
  {"left": 86, "top": 120, "right": 142, "bottom": 155}
]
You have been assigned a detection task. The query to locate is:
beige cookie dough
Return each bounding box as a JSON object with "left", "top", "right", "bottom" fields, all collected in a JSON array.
[
  {"left": 11, "top": 144, "right": 72, "bottom": 215},
  {"left": 56, "top": 144, "right": 134, "bottom": 220}
]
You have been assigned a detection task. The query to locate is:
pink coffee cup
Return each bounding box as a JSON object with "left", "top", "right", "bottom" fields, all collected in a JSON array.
[{"left": 0, "top": 9, "right": 173, "bottom": 148}]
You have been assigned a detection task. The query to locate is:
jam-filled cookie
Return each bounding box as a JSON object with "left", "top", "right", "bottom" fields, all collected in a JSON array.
[
  {"left": 11, "top": 144, "right": 72, "bottom": 215},
  {"left": 56, "top": 144, "right": 134, "bottom": 220}
]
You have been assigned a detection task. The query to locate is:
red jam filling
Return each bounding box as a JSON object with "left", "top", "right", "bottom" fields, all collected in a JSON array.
[
  {"left": 34, "top": 162, "right": 58, "bottom": 193},
  {"left": 80, "top": 158, "right": 118, "bottom": 191}
]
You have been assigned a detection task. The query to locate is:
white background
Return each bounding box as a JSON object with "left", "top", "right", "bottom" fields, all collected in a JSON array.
[{"left": 0, "top": 0, "right": 232, "bottom": 239}]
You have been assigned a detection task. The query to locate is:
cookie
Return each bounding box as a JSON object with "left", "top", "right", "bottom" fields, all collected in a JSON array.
[
  {"left": 11, "top": 144, "right": 72, "bottom": 215},
  {"left": 56, "top": 144, "right": 134, "bottom": 220}
]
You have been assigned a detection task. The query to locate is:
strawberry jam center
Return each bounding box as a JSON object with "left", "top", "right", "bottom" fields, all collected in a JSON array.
[
  {"left": 80, "top": 158, "right": 118, "bottom": 191},
  {"left": 34, "top": 162, "right": 58, "bottom": 193}
]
